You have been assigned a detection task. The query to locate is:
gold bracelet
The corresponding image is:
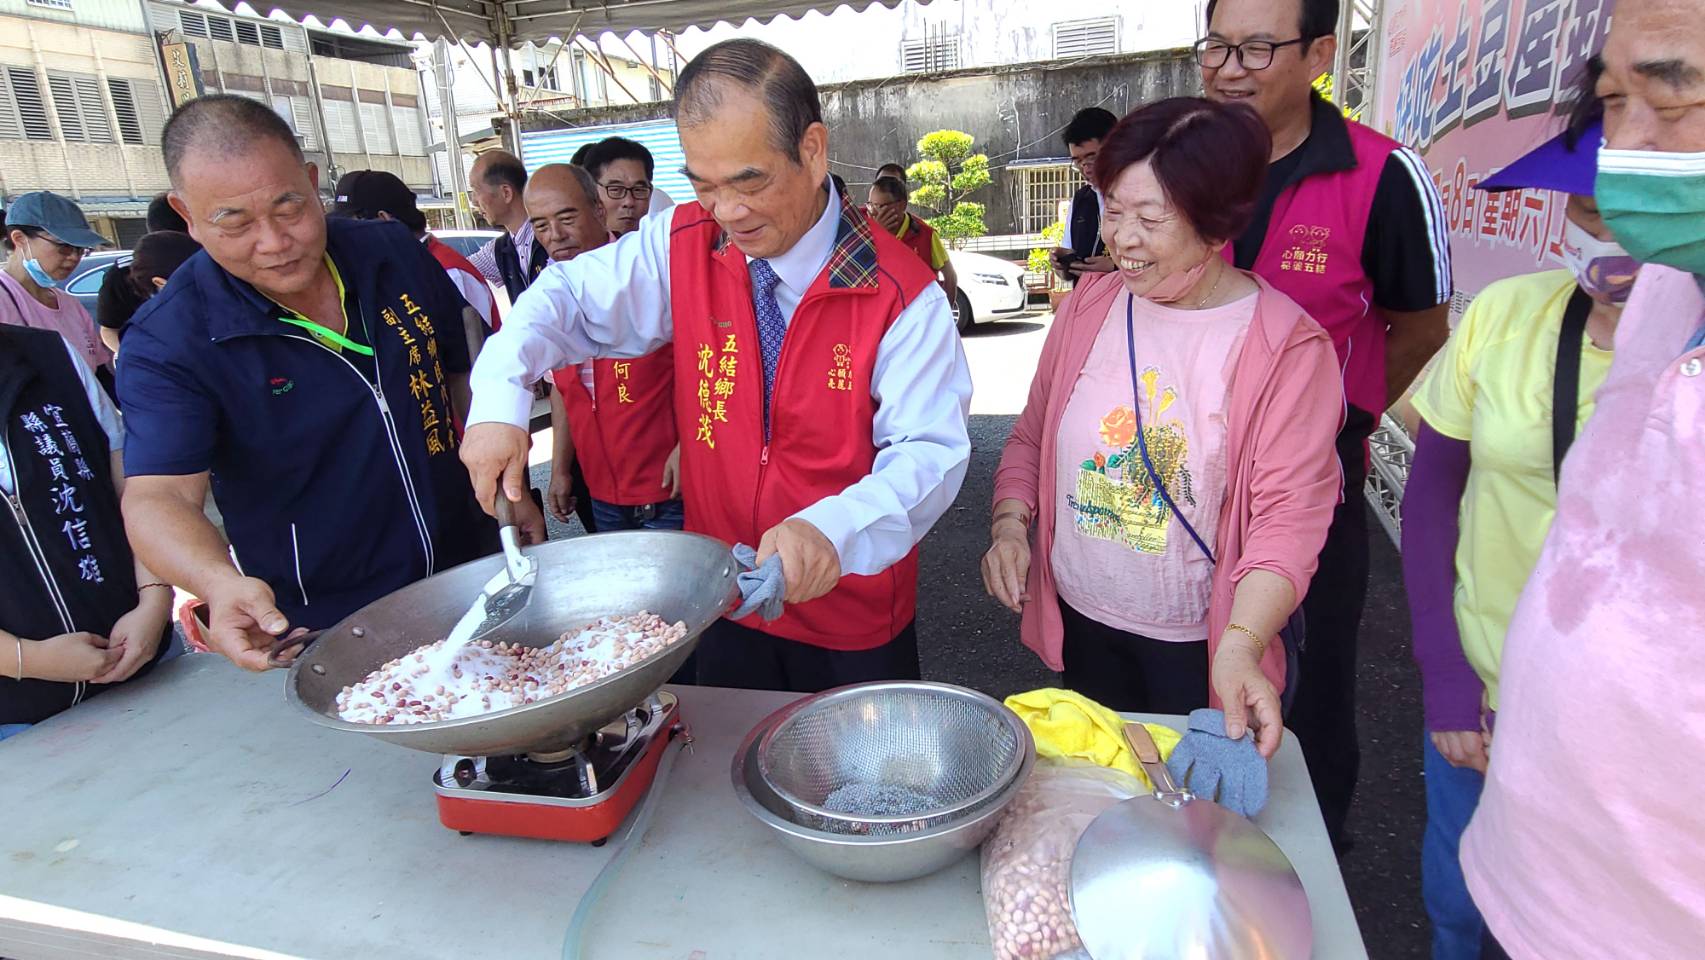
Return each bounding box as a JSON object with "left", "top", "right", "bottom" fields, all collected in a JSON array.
[{"left": 1225, "top": 622, "right": 1267, "bottom": 655}]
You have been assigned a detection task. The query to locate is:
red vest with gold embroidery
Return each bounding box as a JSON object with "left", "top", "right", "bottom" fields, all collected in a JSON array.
[
  {"left": 551, "top": 348, "right": 676, "bottom": 506},
  {"left": 667, "top": 197, "right": 936, "bottom": 650},
  {"left": 1229, "top": 120, "right": 1403, "bottom": 422}
]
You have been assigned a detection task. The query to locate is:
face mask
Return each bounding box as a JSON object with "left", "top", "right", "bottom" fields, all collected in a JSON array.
[
  {"left": 1143, "top": 253, "right": 1215, "bottom": 304},
  {"left": 1595, "top": 146, "right": 1705, "bottom": 276},
  {"left": 21, "top": 239, "right": 61, "bottom": 288},
  {"left": 1560, "top": 218, "right": 1639, "bottom": 304}
]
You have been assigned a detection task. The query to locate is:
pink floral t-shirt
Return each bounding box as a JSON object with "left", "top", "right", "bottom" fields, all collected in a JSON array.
[{"left": 1049, "top": 290, "right": 1254, "bottom": 641}]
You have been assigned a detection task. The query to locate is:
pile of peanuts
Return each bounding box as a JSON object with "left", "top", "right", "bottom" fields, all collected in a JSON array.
[
  {"left": 336, "top": 612, "right": 687, "bottom": 725},
  {"left": 981, "top": 764, "right": 1139, "bottom": 960}
]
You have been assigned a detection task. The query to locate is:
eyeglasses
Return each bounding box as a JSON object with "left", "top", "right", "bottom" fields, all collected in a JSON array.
[
  {"left": 1194, "top": 37, "right": 1311, "bottom": 71},
  {"left": 600, "top": 181, "right": 653, "bottom": 200}
]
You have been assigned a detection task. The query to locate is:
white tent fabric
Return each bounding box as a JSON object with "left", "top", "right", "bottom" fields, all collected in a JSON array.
[{"left": 257, "top": 0, "right": 924, "bottom": 48}]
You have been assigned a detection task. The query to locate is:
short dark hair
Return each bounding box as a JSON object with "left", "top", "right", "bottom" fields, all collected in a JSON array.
[
  {"left": 0, "top": 222, "right": 43, "bottom": 252},
  {"left": 876, "top": 162, "right": 908, "bottom": 181},
  {"left": 570, "top": 142, "right": 594, "bottom": 166},
  {"left": 162, "top": 94, "right": 303, "bottom": 185},
  {"left": 585, "top": 137, "right": 655, "bottom": 180},
  {"left": 1093, "top": 97, "right": 1272, "bottom": 246},
  {"left": 146, "top": 192, "right": 187, "bottom": 233},
  {"left": 675, "top": 38, "right": 822, "bottom": 163},
  {"left": 871, "top": 175, "right": 909, "bottom": 204},
  {"left": 1063, "top": 107, "right": 1118, "bottom": 148},
  {"left": 1205, "top": 0, "right": 1340, "bottom": 43},
  {"left": 477, "top": 151, "right": 528, "bottom": 192}
]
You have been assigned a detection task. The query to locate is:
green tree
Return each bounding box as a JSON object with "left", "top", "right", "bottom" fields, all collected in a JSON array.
[
  {"left": 906, "top": 129, "right": 992, "bottom": 242},
  {"left": 1027, "top": 220, "right": 1065, "bottom": 276}
]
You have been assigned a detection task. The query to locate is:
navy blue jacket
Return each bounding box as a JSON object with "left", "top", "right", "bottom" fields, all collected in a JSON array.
[{"left": 118, "top": 218, "right": 498, "bottom": 630}]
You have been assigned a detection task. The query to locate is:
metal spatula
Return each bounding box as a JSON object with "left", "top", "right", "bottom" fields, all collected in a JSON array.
[{"left": 467, "top": 496, "right": 537, "bottom": 641}]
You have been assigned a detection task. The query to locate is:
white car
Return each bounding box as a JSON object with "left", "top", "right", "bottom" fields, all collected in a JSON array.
[{"left": 948, "top": 249, "right": 1029, "bottom": 332}]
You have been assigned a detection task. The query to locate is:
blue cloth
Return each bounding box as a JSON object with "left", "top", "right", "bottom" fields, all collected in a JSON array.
[
  {"left": 1165, "top": 708, "right": 1269, "bottom": 818},
  {"left": 589, "top": 498, "right": 685, "bottom": 532},
  {"left": 0, "top": 723, "right": 32, "bottom": 741},
  {"left": 730, "top": 542, "right": 785, "bottom": 621},
  {"left": 1422, "top": 734, "right": 1487, "bottom": 960},
  {"left": 748, "top": 258, "right": 786, "bottom": 425},
  {"left": 116, "top": 218, "right": 498, "bottom": 631}
]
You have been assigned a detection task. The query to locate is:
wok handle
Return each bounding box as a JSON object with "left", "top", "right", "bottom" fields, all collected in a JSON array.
[
  {"left": 266, "top": 628, "right": 324, "bottom": 669},
  {"left": 1124, "top": 722, "right": 1190, "bottom": 804},
  {"left": 494, "top": 493, "right": 514, "bottom": 530}
]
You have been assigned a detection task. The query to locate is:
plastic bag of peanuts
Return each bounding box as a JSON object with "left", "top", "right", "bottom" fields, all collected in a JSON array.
[{"left": 980, "top": 759, "right": 1145, "bottom": 960}]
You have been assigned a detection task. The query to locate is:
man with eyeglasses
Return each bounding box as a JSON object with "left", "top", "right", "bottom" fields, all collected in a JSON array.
[
  {"left": 1047, "top": 106, "right": 1118, "bottom": 286},
  {"left": 866, "top": 176, "right": 958, "bottom": 313},
  {"left": 584, "top": 137, "right": 658, "bottom": 237},
  {"left": 1200, "top": 0, "right": 1453, "bottom": 854}
]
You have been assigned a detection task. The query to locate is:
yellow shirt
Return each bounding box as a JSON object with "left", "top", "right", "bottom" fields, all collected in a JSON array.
[
  {"left": 896, "top": 214, "right": 951, "bottom": 271},
  {"left": 1411, "top": 270, "right": 1613, "bottom": 709}
]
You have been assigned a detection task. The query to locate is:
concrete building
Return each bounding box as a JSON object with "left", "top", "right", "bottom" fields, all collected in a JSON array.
[
  {"left": 0, "top": 0, "right": 435, "bottom": 244},
  {"left": 679, "top": 0, "right": 1202, "bottom": 83}
]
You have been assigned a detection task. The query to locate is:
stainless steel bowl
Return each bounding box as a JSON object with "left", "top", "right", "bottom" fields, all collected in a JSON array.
[
  {"left": 755, "top": 681, "right": 1030, "bottom": 835},
  {"left": 731, "top": 690, "right": 1036, "bottom": 883}
]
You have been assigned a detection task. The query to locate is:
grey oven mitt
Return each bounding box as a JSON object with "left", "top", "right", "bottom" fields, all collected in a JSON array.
[
  {"left": 1165, "top": 708, "right": 1270, "bottom": 818},
  {"left": 730, "top": 543, "right": 785, "bottom": 621}
]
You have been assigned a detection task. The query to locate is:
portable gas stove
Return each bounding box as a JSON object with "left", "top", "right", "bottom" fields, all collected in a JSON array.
[{"left": 433, "top": 691, "right": 687, "bottom": 844}]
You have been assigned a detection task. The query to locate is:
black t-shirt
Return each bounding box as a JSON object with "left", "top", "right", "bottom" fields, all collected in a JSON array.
[{"left": 1233, "top": 98, "right": 1451, "bottom": 315}]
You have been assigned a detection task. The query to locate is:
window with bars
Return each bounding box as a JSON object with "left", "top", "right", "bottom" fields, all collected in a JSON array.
[
  {"left": 1052, "top": 17, "right": 1120, "bottom": 59},
  {"left": 178, "top": 10, "right": 207, "bottom": 37},
  {"left": 106, "top": 77, "right": 163, "bottom": 145},
  {"left": 1, "top": 67, "right": 53, "bottom": 141},
  {"left": 25, "top": 0, "right": 74, "bottom": 10},
  {"left": 289, "top": 95, "right": 318, "bottom": 150},
  {"left": 1016, "top": 163, "right": 1085, "bottom": 235},
  {"left": 900, "top": 36, "right": 961, "bottom": 74},
  {"left": 47, "top": 72, "right": 113, "bottom": 143},
  {"left": 208, "top": 15, "right": 234, "bottom": 42}
]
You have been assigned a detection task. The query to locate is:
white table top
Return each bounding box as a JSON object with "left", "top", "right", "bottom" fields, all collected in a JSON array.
[{"left": 0, "top": 655, "right": 1366, "bottom": 960}]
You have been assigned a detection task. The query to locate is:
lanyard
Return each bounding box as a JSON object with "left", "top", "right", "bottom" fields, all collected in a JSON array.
[
  {"left": 1124, "top": 294, "right": 1216, "bottom": 564},
  {"left": 270, "top": 256, "right": 373, "bottom": 357},
  {"left": 278, "top": 315, "right": 373, "bottom": 356}
]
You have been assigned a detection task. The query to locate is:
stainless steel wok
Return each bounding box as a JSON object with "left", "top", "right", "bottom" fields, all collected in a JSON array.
[{"left": 285, "top": 531, "right": 740, "bottom": 757}]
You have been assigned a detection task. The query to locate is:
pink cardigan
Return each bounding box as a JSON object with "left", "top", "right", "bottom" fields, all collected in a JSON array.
[{"left": 992, "top": 270, "right": 1343, "bottom": 701}]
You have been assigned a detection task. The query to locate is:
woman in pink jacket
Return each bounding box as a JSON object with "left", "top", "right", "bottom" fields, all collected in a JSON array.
[{"left": 982, "top": 98, "right": 1343, "bottom": 756}]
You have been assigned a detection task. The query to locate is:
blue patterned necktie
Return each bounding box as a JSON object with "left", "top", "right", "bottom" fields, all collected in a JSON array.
[{"left": 748, "top": 258, "right": 786, "bottom": 420}]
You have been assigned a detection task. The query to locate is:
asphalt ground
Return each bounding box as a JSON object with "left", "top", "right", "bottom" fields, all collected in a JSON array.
[{"left": 531, "top": 311, "right": 1429, "bottom": 959}]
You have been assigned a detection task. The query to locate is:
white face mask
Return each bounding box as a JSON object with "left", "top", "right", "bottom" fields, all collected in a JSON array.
[{"left": 1560, "top": 218, "right": 1640, "bottom": 305}]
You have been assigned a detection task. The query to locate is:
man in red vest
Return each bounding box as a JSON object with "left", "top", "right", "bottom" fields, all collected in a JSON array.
[
  {"left": 524, "top": 163, "right": 683, "bottom": 534},
  {"left": 866, "top": 176, "right": 958, "bottom": 312},
  {"left": 1201, "top": 0, "right": 1453, "bottom": 851},
  {"left": 461, "top": 39, "right": 973, "bottom": 693}
]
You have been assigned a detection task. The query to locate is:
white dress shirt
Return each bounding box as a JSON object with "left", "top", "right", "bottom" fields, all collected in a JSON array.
[{"left": 468, "top": 184, "right": 973, "bottom": 577}]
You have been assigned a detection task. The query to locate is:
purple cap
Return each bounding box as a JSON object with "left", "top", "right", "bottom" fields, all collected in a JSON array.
[{"left": 1476, "top": 119, "right": 1602, "bottom": 195}]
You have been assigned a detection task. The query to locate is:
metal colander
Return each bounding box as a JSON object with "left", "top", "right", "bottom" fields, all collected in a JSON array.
[{"left": 755, "top": 681, "right": 1030, "bottom": 836}]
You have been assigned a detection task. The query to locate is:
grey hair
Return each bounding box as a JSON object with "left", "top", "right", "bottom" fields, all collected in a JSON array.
[
  {"left": 162, "top": 94, "right": 303, "bottom": 185},
  {"left": 673, "top": 38, "right": 822, "bottom": 164}
]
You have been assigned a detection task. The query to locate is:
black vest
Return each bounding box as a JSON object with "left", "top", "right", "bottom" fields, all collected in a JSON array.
[
  {"left": 493, "top": 230, "right": 548, "bottom": 302},
  {"left": 0, "top": 326, "right": 160, "bottom": 724}
]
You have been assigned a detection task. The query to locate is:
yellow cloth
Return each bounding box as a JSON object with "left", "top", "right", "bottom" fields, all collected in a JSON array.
[
  {"left": 1004, "top": 687, "right": 1182, "bottom": 790},
  {"left": 1411, "top": 270, "right": 1614, "bottom": 710}
]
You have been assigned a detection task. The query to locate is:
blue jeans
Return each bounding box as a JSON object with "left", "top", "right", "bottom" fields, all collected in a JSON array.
[
  {"left": 589, "top": 498, "right": 685, "bottom": 532},
  {"left": 1423, "top": 734, "right": 1487, "bottom": 960},
  {"left": 0, "top": 723, "right": 31, "bottom": 741}
]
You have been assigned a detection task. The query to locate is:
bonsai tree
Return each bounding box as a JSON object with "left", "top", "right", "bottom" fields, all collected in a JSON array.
[{"left": 906, "top": 129, "right": 991, "bottom": 243}]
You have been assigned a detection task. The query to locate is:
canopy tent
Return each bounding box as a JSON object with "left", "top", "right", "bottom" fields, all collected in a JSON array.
[{"left": 255, "top": 0, "right": 926, "bottom": 48}]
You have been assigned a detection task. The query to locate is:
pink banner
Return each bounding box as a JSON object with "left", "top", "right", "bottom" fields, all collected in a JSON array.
[{"left": 1374, "top": 0, "right": 1615, "bottom": 312}]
